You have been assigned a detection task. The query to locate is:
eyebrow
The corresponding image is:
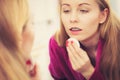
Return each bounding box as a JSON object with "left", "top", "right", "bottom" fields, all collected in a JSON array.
[
  {"left": 61, "top": 3, "right": 90, "bottom": 6},
  {"left": 79, "top": 3, "right": 90, "bottom": 6},
  {"left": 61, "top": 4, "right": 70, "bottom": 6}
]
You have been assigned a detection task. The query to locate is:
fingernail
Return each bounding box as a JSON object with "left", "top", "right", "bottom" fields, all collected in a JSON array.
[
  {"left": 29, "top": 65, "right": 36, "bottom": 77},
  {"left": 66, "top": 40, "right": 69, "bottom": 47},
  {"left": 26, "top": 59, "right": 32, "bottom": 65},
  {"left": 71, "top": 41, "right": 73, "bottom": 44}
]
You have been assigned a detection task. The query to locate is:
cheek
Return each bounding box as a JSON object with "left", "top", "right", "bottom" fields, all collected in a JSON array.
[
  {"left": 61, "top": 14, "right": 69, "bottom": 29},
  {"left": 61, "top": 20, "right": 69, "bottom": 34},
  {"left": 88, "top": 12, "right": 101, "bottom": 25},
  {"left": 22, "top": 28, "right": 34, "bottom": 55},
  {"left": 84, "top": 20, "right": 99, "bottom": 34},
  {"left": 23, "top": 30, "right": 34, "bottom": 44},
  {"left": 61, "top": 14, "right": 69, "bottom": 24},
  {"left": 81, "top": 16, "right": 100, "bottom": 36},
  {"left": 83, "top": 14, "right": 100, "bottom": 29}
]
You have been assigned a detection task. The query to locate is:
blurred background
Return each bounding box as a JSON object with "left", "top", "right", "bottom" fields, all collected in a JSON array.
[{"left": 28, "top": 0, "right": 120, "bottom": 80}]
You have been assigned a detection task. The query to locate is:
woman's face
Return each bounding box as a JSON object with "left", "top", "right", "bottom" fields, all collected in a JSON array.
[
  {"left": 61, "top": 0, "right": 107, "bottom": 42},
  {"left": 21, "top": 18, "right": 34, "bottom": 58}
]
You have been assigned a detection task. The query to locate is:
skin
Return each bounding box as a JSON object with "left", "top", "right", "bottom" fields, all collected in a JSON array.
[
  {"left": 61, "top": 0, "right": 108, "bottom": 79},
  {"left": 21, "top": 17, "right": 40, "bottom": 80},
  {"left": 21, "top": 18, "right": 34, "bottom": 59}
]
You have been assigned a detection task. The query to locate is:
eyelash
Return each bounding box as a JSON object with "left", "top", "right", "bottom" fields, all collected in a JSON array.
[
  {"left": 80, "top": 10, "right": 89, "bottom": 13},
  {"left": 62, "top": 9, "right": 89, "bottom": 14},
  {"left": 63, "top": 10, "right": 70, "bottom": 13},
  {"left": 22, "top": 25, "right": 26, "bottom": 33}
]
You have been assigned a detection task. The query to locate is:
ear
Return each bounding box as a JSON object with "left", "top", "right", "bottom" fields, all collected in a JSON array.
[{"left": 99, "top": 8, "right": 108, "bottom": 24}]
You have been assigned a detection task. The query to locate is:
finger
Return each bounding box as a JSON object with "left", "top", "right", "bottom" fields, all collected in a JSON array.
[
  {"left": 67, "top": 40, "right": 82, "bottom": 60},
  {"left": 69, "top": 41, "right": 85, "bottom": 61},
  {"left": 67, "top": 46, "right": 85, "bottom": 71},
  {"left": 66, "top": 46, "right": 78, "bottom": 67},
  {"left": 67, "top": 43, "right": 79, "bottom": 60},
  {"left": 29, "top": 64, "right": 37, "bottom": 77},
  {"left": 71, "top": 41, "right": 88, "bottom": 59},
  {"left": 26, "top": 59, "right": 34, "bottom": 71},
  {"left": 68, "top": 41, "right": 90, "bottom": 67},
  {"left": 66, "top": 41, "right": 82, "bottom": 68}
]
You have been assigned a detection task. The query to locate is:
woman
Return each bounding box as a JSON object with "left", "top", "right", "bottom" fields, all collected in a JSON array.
[
  {"left": 49, "top": 0, "right": 120, "bottom": 80},
  {"left": 0, "top": 0, "right": 39, "bottom": 80}
]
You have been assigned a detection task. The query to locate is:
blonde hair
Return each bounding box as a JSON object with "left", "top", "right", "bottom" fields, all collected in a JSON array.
[
  {"left": 54, "top": 0, "right": 69, "bottom": 46},
  {"left": 97, "top": 1, "right": 120, "bottom": 80},
  {"left": 0, "top": 0, "right": 30, "bottom": 80},
  {"left": 55, "top": 0, "right": 120, "bottom": 80}
]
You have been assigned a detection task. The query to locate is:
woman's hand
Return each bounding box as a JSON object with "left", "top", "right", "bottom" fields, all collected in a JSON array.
[
  {"left": 26, "top": 59, "right": 41, "bottom": 80},
  {"left": 66, "top": 40, "right": 94, "bottom": 79}
]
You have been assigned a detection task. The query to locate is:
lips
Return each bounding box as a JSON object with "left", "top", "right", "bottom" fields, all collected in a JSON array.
[
  {"left": 70, "top": 27, "right": 82, "bottom": 31},
  {"left": 69, "top": 27, "right": 82, "bottom": 35}
]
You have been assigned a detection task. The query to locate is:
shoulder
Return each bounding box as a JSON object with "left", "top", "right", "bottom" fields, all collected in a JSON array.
[
  {"left": 49, "top": 35, "right": 66, "bottom": 54},
  {"left": 49, "top": 36, "right": 60, "bottom": 49}
]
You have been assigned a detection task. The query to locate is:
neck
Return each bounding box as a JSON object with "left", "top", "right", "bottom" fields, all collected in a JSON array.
[{"left": 81, "top": 31, "right": 100, "bottom": 52}]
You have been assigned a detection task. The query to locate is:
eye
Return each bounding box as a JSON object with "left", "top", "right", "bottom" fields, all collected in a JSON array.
[
  {"left": 22, "top": 25, "right": 27, "bottom": 33},
  {"left": 63, "top": 9, "right": 70, "bottom": 13},
  {"left": 64, "top": 10, "right": 70, "bottom": 12},
  {"left": 80, "top": 10, "right": 89, "bottom": 13}
]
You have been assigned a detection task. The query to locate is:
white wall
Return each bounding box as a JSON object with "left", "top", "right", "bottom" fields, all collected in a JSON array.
[
  {"left": 29, "top": 0, "right": 59, "bottom": 80},
  {"left": 110, "top": 0, "right": 120, "bottom": 17}
]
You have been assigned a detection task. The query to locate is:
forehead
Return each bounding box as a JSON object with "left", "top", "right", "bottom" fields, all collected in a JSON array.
[{"left": 61, "top": 0, "right": 98, "bottom": 6}]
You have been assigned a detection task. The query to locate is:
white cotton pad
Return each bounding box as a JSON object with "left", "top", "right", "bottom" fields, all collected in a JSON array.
[{"left": 68, "top": 38, "right": 80, "bottom": 47}]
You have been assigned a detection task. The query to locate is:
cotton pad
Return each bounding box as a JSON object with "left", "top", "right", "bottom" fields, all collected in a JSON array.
[{"left": 68, "top": 38, "right": 80, "bottom": 47}]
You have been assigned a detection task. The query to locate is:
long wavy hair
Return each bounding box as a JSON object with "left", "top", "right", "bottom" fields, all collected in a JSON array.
[
  {"left": 98, "top": 0, "right": 120, "bottom": 80},
  {"left": 55, "top": 0, "right": 120, "bottom": 80},
  {"left": 0, "top": 0, "right": 30, "bottom": 80}
]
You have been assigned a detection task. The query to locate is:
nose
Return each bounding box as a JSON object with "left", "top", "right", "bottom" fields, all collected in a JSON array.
[{"left": 70, "top": 12, "right": 78, "bottom": 23}]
